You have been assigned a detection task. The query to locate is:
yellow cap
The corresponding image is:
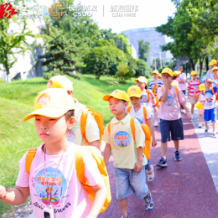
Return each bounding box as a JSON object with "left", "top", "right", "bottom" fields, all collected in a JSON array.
[
  {"left": 46, "top": 75, "right": 73, "bottom": 91},
  {"left": 134, "top": 76, "right": 147, "bottom": 83},
  {"left": 103, "top": 90, "right": 130, "bottom": 102},
  {"left": 152, "top": 70, "right": 159, "bottom": 75},
  {"left": 127, "top": 86, "right": 142, "bottom": 98},
  {"left": 206, "top": 78, "right": 213, "bottom": 83},
  {"left": 161, "top": 68, "right": 173, "bottom": 77},
  {"left": 198, "top": 84, "right": 205, "bottom": 91},
  {"left": 173, "top": 71, "right": 180, "bottom": 77},
  {"left": 209, "top": 59, "right": 217, "bottom": 66},
  {"left": 23, "top": 88, "right": 75, "bottom": 121},
  {"left": 191, "top": 71, "right": 197, "bottom": 76},
  {"left": 212, "top": 66, "right": 218, "bottom": 71}
]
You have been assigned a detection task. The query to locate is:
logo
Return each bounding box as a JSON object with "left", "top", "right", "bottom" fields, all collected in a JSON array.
[
  {"left": 165, "top": 96, "right": 174, "bottom": 106},
  {"left": 112, "top": 90, "right": 118, "bottom": 95},
  {"left": 47, "top": 80, "right": 53, "bottom": 88},
  {"left": 48, "top": 2, "right": 65, "bottom": 19},
  {"left": 38, "top": 93, "right": 51, "bottom": 105},
  {"left": 131, "top": 89, "right": 136, "bottom": 93},
  {"left": 114, "top": 131, "right": 131, "bottom": 147},
  {"left": 0, "top": 3, "right": 17, "bottom": 19}
]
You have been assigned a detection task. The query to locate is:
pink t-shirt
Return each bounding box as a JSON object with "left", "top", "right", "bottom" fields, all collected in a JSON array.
[
  {"left": 158, "top": 86, "right": 186, "bottom": 120},
  {"left": 16, "top": 143, "right": 103, "bottom": 218},
  {"left": 187, "top": 80, "right": 201, "bottom": 97}
]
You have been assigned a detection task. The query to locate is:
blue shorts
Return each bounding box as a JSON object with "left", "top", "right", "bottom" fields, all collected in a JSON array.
[
  {"left": 204, "top": 108, "right": 216, "bottom": 122},
  {"left": 160, "top": 118, "right": 184, "bottom": 143},
  {"left": 114, "top": 167, "right": 148, "bottom": 200}
]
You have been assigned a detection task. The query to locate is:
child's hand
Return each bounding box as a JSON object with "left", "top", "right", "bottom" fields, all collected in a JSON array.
[
  {"left": 0, "top": 186, "right": 6, "bottom": 199},
  {"left": 187, "top": 112, "right": 192, "bottom": 121},
  {"left": 134, "top": 160, "right": 143, "bottom": 173},
  {"left": 152, "top": 140, "right": 157, "bottom": 147}
]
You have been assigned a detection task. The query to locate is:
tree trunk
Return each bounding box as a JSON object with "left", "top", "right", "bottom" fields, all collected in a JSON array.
[
  {"left": 190, "top": 58, "right": 195, "bottom": 70},
  {"left": 4, "top": 53, "right": 11, "bottom": 83},
  {"left": 205, "top": 57, "right": 209, "bottom": 71},
  {"left": 199, "top": 59, "right": 203, "bottom": 78}
]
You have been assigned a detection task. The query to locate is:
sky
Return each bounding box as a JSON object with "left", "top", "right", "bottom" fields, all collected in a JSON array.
[{"left": 37, "top": 0, "right": 176, "bottom": 41}]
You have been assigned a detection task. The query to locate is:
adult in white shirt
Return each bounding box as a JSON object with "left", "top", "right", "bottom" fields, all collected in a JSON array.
[
  {"left": 177, "top": 66, "right": 187, "bottom": 112},
  {"left": 205, "top": 59, "right": 217, "bottom": 80}
]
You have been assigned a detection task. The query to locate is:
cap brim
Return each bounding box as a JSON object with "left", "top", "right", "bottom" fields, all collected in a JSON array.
[
  {"left": 23, "top": 108, "right": 70, "bottom": 121},
  {"left": 103, "top": 94, "right": 129, "bottom": 102},
  {"left": 134, "top": 79, "right": 147, "bottom": 83},
  {"left": 134, "top": 79, "right": 138, "bottom": 82},
  {"left": 162, "top": 72, "right": 173, "bottom": 77},
  {"left": 129, "top": 94, "right": 141, "bottom": 98}
]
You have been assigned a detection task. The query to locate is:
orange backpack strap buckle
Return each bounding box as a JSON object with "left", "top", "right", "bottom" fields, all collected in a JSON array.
[{"left": 25, "top": 148, "right": 37, "bottom": 174}]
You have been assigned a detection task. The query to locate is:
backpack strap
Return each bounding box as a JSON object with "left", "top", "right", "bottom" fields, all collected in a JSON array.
[
  {"left": 146, "top": 90, "right": 150, "bottom": 102},
  {"left": 209, "top": 69, "right": 212, "bottom": 75},
  {"left": 152, "top": 83, "right": 158, "bottom": 95},
  {"left": 127, "top": 106, "right": 132, "bottom": 113},
  {"left": 212, "top": 87, "right": 215, "bottom": 95},
  {"left": 130, "top": 117, "right": 136, "bottom": 141},
  {"left": 108, "top": 122, "right": 111, "bottom": 133},
  {"left": 81, "top": 109, "right": 90, "bottom": 145},
  {"left": 75, "top": 147, "right": 86, "bottom": 186},
  {"left": 25, "top": 148, "right": 37, "bottom": 174},
  {"left": 143, "top": 106, "right": 149, "bottom": 126}
]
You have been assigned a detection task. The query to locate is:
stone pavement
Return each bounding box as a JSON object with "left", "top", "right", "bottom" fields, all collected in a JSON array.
[{"left": 2, "top": 104, "right": 218, "bottom": 218}]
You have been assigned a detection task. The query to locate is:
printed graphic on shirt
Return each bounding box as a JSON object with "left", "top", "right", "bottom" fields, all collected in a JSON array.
[
  {"left": 34, "top": 167, "right": 67, "bottom": 206},
  {"left": 165, "top": 96, "right": 174, "bottom": 106},
  {"left": 205, "top": 92, "right": 214, "bottom": 106},
  {"left": 114, "top": 131, "right": 131, "bottom": 147},
  {"left": 136, "top": 117, "right": 143, "bottom": 124},
  {"left": 38, "top": 93, "right": 50, "bottom": 105},
  {"left": 141, "top": 94, "right": 148, "bottom": 104},
  {"left": 66, "top": 129, "right": 75, "bottom": 143}
]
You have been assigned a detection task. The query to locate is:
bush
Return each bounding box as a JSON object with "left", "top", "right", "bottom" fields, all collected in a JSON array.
[{"left": 115, "top": 65, "right": 135, "bottom": 84}]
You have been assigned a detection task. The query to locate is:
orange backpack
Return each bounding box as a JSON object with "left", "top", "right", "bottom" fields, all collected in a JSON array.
[
  {"left": 25, "top": 146, "right": 111, "bottom": 213},
  {"left": 152, "top": 83, "right": 160, "bottom": 108},
  {"left": 107, "top": 117, "right": 151, "bottom": 161},
  {"left": 127, "top": 106, "right": 149, "bottom": 125},
  {"left": 81, "top": 106, "right": 104, "bottom": 145}
]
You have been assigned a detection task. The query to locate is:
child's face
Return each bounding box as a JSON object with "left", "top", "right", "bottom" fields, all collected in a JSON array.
[
  {"left": 205, "top": 81, "right": 212, "bottom": 89},
  {"left": 137, "top": 81, "right": 146, "bottom": 90},
  {"left": 192, "top": 75, "right": 197, "bottom": 80},
  {"left": 35, "top": 115, "right": 74, "bottom": 144},
  {"left": 213, "top": 70, "right": 218, "bottom": 79},
  {"left": 130, "top": 97, "right": 141, "bottom": 107},
  {"left": 153, "top": 74, "right": 158, "bottom": 80},
  {"left": 162, "top": 73, "right": 172, "bottom": 83},
  {"left": 109, "top": 97, "right": 128, "bottom": 115}
]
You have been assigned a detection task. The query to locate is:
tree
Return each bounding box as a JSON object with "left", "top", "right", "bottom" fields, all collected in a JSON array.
[
  {"left": 115, "top": 65, "right": 135, "bottom": 84},
  {"left": 39, "top": 35, "right": 80, "bottom": 79},
  {"left": 81, "top": 46, "right": 128, "bottom": 79},
  {"left": 135, "top": 59, "right": 152, "bottom": 78},
  {"left": 137, "top": 40, "right": 150, "bottom": 62},
  {"left": 0, "top": 1, "right": 36, "bottom": 82}
]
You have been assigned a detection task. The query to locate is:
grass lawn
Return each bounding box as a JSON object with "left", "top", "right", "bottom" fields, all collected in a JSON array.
[{"left": 0, "top": 74, "right": 152, "bottom": 215}]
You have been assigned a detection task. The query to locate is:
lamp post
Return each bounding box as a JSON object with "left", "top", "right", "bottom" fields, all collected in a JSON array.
[{"left": 154, "top": 51, "right": 162, "bottom": 68}]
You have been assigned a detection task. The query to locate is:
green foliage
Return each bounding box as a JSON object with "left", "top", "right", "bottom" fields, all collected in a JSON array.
[
  {"left": 137, "top": 40, "right": 150, "bottom": 62},
  {"left": 135, "top": 59, "right": 152, "bottom": 78},
  {"left": 81, "top": 46, "right": 128, "bottom": 79},
  {"left": 115, "top": 65, "right": 135, "bottom": 84}
]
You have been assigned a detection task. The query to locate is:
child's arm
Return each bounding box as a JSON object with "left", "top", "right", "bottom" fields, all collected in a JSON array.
[
  {"left": 134, "top": 147, "right": 143, "bottom": 173},
  {"left": 181, "top": 102, "right": 192, "bottom": 120},
  {"left": 90, "top": 141, "right": 100, "bottom": 150},
  {"left": 187, "top": 87, "right": 190, "bottom": 99},
  {"left": 104, "top": 143, "right": 111, "bottom": 166},
  {"left": 0, "top": 185, "right": 29, "bottom": 205},
  {"left": 147, "top": 90, "right": 155, "bottom": 105},
  {"left": 87, "top": 181, "right": 107, "bottom": 218},
  {"left": 147, "top": 118, "right": 157, "bottom": 147}
]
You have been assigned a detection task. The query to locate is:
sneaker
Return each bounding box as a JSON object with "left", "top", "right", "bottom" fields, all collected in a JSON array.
[
  {"left": 156, "top": 157, "right": 167, "bottom": 167},
  {"left": 144, "top": 191, "right": 154, "bottom": 210},
  {"left": 154, "top": 121, "right": 158, "bottom": 127},
  {"left": 198, "top": 123, "right": 202, "bottom": 128},
  {"left": 213, "top": 132, "right": 217, "bottom": 138},
  {"left": 174, "top": 151, "right": 182, "bottom": 161},
  {"left": 205, "top": 126, "right": 209, "bottom": 133}
]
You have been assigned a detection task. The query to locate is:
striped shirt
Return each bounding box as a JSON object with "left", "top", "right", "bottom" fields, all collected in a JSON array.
[
  {"left": 187, "top": 80, "right": 201, "bottom": 97},
  {"left": 149, "top": 79, "right": 163, "bottom": 96}
]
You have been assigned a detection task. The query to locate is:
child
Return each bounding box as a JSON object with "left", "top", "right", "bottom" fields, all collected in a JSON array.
[
  {"left": 103, "top": 90, "right": 153, "bottom": 218},
  {"left": 127, "top": 85, "right": 157, "bottom": 182},
  {"left": 197, "top": 84, "right": 206, "bottom": 128},
  {"left": 149, "top": 70, "right": 164, "bottom": 127},
  {"left": 187, "top": 71, "right": 201, "bottom": 119},
  {"left": 212, "top": 66, "right": 218, "bottom": 120},
  {"left": 172, "top": 71, "right": 180, "bottom": 86},
  {"left": 199, "top": 78, "right": 218, "bottom": 137},
  {"left": 135, "top": 76, "right": 156, "bottom": 109},
  {"left": 46, "top": 75, "right": 100, "bottom": 149},
  {"left": 157, "top": 68, "right": 192, "bottom": 167},
  {"left": 0, "top": 88, "right": 107, "bottom": 218}
]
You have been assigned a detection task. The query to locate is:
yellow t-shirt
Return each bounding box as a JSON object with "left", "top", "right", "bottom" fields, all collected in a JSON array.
[
  {"left": 67, "top": 98, "right": 100, "bottom": 146},
  {"left": 102, "top": 113, "right": 147, "bottom": 169}
]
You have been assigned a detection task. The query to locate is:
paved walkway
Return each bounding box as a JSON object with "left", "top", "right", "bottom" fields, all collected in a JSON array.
[{"left": 99, "top": 107, "right": 218, "bottom": 218}]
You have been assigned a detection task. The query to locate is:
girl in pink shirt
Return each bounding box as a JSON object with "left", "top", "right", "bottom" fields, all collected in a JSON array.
[{"left": 0, "top": 89, "right": 107, "bottom": 218}]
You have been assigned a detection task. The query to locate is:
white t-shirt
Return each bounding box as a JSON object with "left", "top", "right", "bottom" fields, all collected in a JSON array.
[
  {"left": 141, "top": 90, "right": 152, "bottom": 107},
  {"left": 177, "top": 73, "right": 187, "bottom": 91},
  {"left": 199, "top": 87, "right": 217, "bottom": 110},
  {"left": 128, "top": 105, "right": 152, "bottom": 125},
  {"left": 16, "top": 143, "right": 103, "bottom": 218}
]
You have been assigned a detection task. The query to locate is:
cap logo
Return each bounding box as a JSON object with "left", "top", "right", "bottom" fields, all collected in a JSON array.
[
  {"left": 131, "top": 89, "right": 136, "bottom": 93},
  {"left": 165, "top": 69, "right": 169, "bottom": 72},
  {"left": 47, "top": 80, "right": 53, "bottom": 87},
  {"left": 38, "top": 93, "right": 51, "bottom": 105},
  {"left": 112, "top": 90, "right": 118, "bottom": 94}
]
